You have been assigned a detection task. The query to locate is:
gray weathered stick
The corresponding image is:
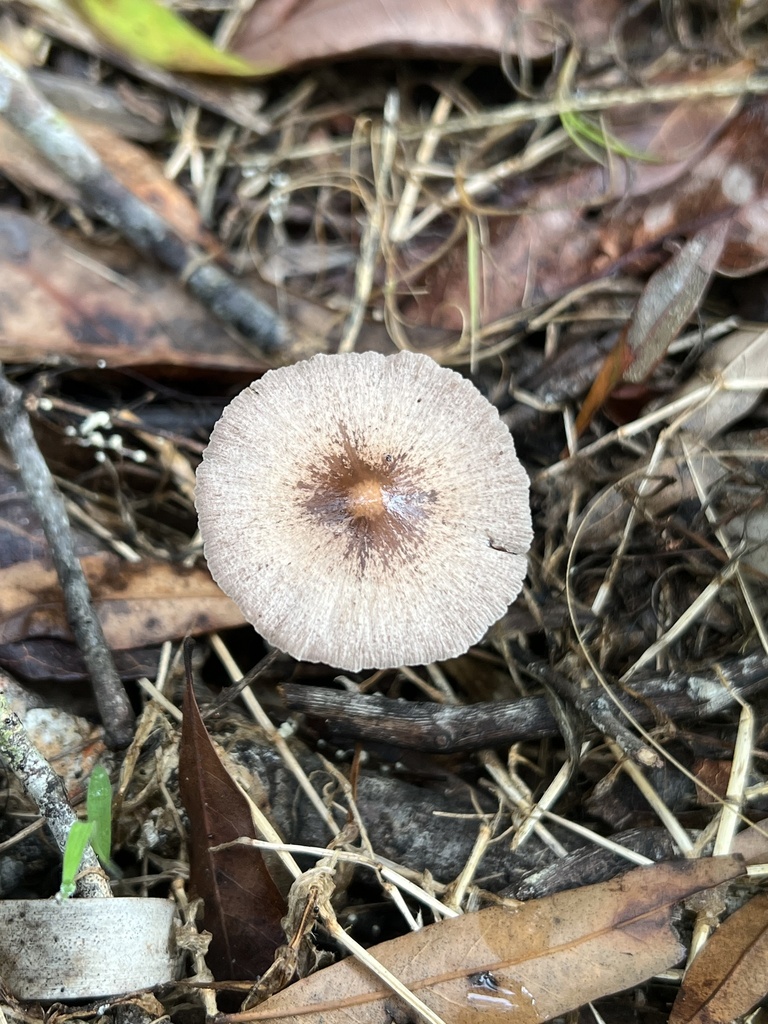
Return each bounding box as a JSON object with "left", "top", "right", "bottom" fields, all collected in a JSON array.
[
  {"left": 0, "top": 49, "right": 285, "bottom": 355},
  {"left": 0, "top": 688, "right": 111, "bottom": 898},
  {"left": 0, "top": 369, "right": 134, "bottom": 748}
]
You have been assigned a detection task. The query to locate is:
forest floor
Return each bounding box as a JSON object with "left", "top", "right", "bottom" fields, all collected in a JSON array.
[{"left": 1, "top": 2, "right": 768, "bottom": 1023}]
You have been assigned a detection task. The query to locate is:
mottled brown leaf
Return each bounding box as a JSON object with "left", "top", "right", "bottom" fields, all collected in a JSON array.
[
  {"left": 243, "top": 857, "right": 744, "bottom": 1024},
  {"left": 0, "top": 553, "right": 243, "bottom": 650},
  {"left": 0, "top": 211, "right": 265, "bottom": 371},
  {"left": 670, "top": 892, "right": 768, "bottom": 1024},
  {"left": 634, "top": 98, "right": 768, "bottom": 276},
  {"left": 178, "top": 682, "right": 286, "bottom": 980},
  {"left": 0, "top": 466, "right": 245, "bottom": 664},
  {"left": 0, "top": 118, "right": 213, "bottom": 250}
]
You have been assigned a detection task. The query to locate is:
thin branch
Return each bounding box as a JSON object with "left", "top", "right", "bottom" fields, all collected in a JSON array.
[
  {"left": 281, "top": 650, "right": 768, "bottom": 752},
  {"left": 0, "top": 368, "right": 134, "bottom": 748},
  {"left": 0, "top": 49, "right": 285, "bottom": 357},
  {"left": 0, "top": 688, "right": 111, "bottom": 898}
]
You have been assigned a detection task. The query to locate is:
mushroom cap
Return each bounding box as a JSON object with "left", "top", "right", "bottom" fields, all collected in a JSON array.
[{"left": 195, "top": 351, "right": 532, "bottom": 671}]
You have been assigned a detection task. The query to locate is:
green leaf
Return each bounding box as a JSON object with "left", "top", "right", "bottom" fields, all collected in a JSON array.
[
  {"left": 66, "top": 0, "right": 279, "bottom": 76},
  {"left": 86, "top": 765, "right": 112, "bottom": 865},
  {"left": 59, "top": 820, "right": 94, "bottom": 899}
]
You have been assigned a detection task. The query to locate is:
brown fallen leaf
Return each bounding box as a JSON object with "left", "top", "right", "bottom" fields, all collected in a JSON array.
[
  {"left": 0, "top": 554, "right": 244, "bottom": 651},
  {"left": 0, "top": 118, "right": 213, "bottom": 251},
  {"left": 179, "top": 681, "right": 287, "bottom": 981},
  {"left": 0, "top": 465, "right": 245, "bottom": 676},
  {"left": 670, "top": 891, "right": 768, "bottom": 1024},
  {"left": 0, "top": 210, "right": 265, "bottom": 371},
  {"left": 634, "top": 99, "right": 768, "bottom": 276},
  {"left": 230, "top": 0, "right": 618, "bottom": 69},
  {"left": 733, "top": 822, "right": 768, "bottom": 865},
  {"left": 0, "top": 118, "right": 80, "bottom": 205},
  {"left": 673, "top": 325, "right": 768, "bottom": 440},
  {"left": 76, "top": 119, "right": 218, "bottom": 251},
  {"left": 402, "top": 62, "right": 743, "bottom": 334},
  {"left": 229, "top": 856, "right": 744, "bottom": 1024}
]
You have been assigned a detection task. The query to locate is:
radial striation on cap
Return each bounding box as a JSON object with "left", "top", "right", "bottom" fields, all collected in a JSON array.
[{"left": 195, "top": 350, "right": 532, "bottom": 672}]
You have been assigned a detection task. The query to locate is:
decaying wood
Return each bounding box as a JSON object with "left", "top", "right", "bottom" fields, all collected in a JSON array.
[{"left": 281, "top": 650, "right": 768, "bottom": 753}]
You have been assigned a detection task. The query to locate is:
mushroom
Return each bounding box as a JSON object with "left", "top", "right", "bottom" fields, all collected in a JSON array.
[{"left": 195, "top": 350, "right": 532, "bottom": 672}]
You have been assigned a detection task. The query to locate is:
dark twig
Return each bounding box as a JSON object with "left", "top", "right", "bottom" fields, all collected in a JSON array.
[
  {"left": 0, "top": 369, "right": 134, "bottom": 748},
  {"left": 204, "top": 646, "right": 282, "bottom": 717},
  {"left": 281, "top": 650, "right": 768, "bottom": 753},
  {"left": 529, "top": 660, "right": 663, "bottom": 768},
  {"left": 0, "top": 50, "right": 285, "bottom": 356}
]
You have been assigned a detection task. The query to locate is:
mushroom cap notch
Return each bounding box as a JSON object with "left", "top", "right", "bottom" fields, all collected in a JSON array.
[{"left": 195, "top": 350, "right": 532, "bottom": 672}]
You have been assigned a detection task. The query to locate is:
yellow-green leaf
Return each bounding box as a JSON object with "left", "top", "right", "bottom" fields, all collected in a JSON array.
[{"left": 67, "top": 0, "right": 279, "bottom": 76}]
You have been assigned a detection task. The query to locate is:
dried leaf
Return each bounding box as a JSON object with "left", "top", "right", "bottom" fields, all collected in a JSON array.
[
  {"left": 733, "top": 823, "right": 768, "bottom": 865},
  {"left": 0, "top": 211, "right": 264, "bottom": 371},
  {"left": 634, "top": 99, "right": 768, "bottom": 276},
  {"left": 245, "top": 857, "right": 744, "bottom": 1024},
  {"left": 0, "top": 116, "right": 216, "bottom": 249},
  {"left": 0, "top": 637, "right": 160, "bottom": 683},
  {"left": 403, "top": 63, "right": 743, "bottom": 334},
  {"left": 0, "top": 555, "right": 244, "bottom": 651},
  {"left": 0, "top": 465, "right": 245, "bottom": 662},
  {"left": 0, "top": 118, "right": 80, "bottom": 205},
  {"left": 230, "top": 0, "right": 619, "bottom": 69},
  {"left": 67, "top": 0, "right": 274, "bottom": 75},
  {"left": 76, "top": 120, "right": 217, "bottom": 250},
  {"left": 670, "top": 892, "right": 768, "bottom": 1024},
  {"left": 575, "top": 219, "right": 730, "bottom": 434},
  {"left": 623, "top": 221, "right": 731, "bottom": 383},
  {"left": 178, "top": 682, "right": 286, "bottom": 980}
]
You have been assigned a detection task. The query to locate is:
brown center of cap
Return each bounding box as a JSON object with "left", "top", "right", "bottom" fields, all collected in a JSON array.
[
  {"left": 298, "top": 430, "right": 437, "bottom": 569},
  {"left": 346, "top": 477, "right": 386, "bottom": 520}
]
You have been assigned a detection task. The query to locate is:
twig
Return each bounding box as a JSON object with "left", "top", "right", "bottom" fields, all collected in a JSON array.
[
  {"left": 0, "top": 50, "right": 285, "bottom": 356},
  {"left": 280, "top": 649, "right": 768, "bottom": 752},
  {"left": 0, "top": 368, "right": 134, "bottom": 749},
  {"left": 0, "top": 690, "right": 111, "bottom": 898},
  {"left": 529, "top": 662, "right": 661, "bottom": 767}
]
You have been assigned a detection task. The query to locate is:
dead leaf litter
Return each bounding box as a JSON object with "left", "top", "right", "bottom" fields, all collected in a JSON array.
[{"left": 1, "top": 3, "right": 768, "bottom": 1024}]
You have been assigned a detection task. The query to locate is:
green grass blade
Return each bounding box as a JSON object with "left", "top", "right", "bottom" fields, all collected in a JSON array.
[
  {"left": 59, "top": 820, "right": 94, "bottom": 899},
  {"left": 560, "top": 110, "right": 661, "bottom": 164},
  {"left": 86, "top": 765, "right": 112, "bottom": 864}
]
